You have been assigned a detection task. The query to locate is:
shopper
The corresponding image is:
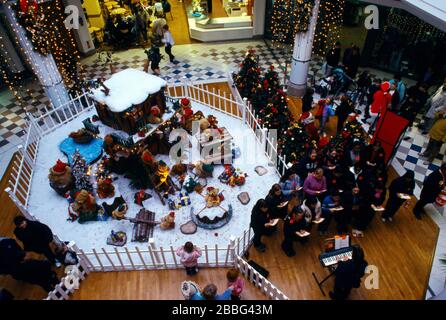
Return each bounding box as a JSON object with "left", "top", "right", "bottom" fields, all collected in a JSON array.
[
  {"left": 324, "top": 42, "right": 341, "bottom": 76},
  {"left": 413, "top": 163, "right": 446, "bottom": 220},
  {"left": 419, "top": 77, "right": 446, "bottom": 134},
  {"left": 13, "top": 216, "right": 61, "bottom": 267},
  {"left": 420, "top": 113, "right": 446, "bottom": 164},
  {"left": 226, "top": 268, "right": 244, "bottom": 300},
  {"left": 161, "top": 24, "right": 175, "bottom": 62}
]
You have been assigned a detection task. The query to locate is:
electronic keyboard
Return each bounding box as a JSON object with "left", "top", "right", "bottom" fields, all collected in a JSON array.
[{"left": 319, "top": 246, "right": 353, "bottom": 267}]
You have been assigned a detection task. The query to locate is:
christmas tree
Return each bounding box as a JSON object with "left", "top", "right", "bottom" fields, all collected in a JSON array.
[
  {"left": 71, "top": 150, "right": 94, "bottom": 193},
  {"left": 258, "top": 90, "right": 291, "bottom": 134},
  {"left": 262, "top": 66, "right": 281, "bottom": 94},
  {"left": 279, "top": 121, "right": 311, "bottom": 163},
  {"left": 250, "top": 83, "right": 268, "bottom": 114},
  {"left": 325, "top": 115, "right": 366, "bottom": 155},
  {"left": 232, "top": 50, "right": 261, "bottom": 100}
]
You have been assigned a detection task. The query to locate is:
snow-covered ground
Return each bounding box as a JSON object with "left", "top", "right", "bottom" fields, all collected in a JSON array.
[{"left": 27, "top": 102, "right": 279, "bottom": 254}]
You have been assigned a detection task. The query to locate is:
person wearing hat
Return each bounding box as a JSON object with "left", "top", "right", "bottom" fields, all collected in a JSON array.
[
  {"left": 13, "top": 216, "right": 61, "bottom": 267},
  {"left": 367, "top": 81, "right": 392, "bottom": 131},
  {"left": 281, "top": 205, "right": 310, "bottom": 257}
]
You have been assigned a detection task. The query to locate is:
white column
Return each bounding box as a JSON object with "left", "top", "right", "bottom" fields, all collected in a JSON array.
[
  {"left": 0, "top": 21, "right": 25, "bottom": 74},
  {"left": 252, "top": 0, "right": 266, "bottom": 36},
  {"left": 287, "top": 0, "right": 321, "bottom": 97},
  {"left": 2, "top": 2, "right": 70, "bottom": 107},
  {"left": 63, "top": 0, "right": 95, "bottom": 55}
]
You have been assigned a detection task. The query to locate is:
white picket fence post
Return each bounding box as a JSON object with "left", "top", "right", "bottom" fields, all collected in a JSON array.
[
  {"left": 242, "top": 97, "right": 248, "bottom": 126},
  {"left": 149, "top": 238, "right": 161, "bottom": 265}
]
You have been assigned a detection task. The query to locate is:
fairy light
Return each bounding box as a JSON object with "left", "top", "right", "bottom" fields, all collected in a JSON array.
[
  {"left": 271, "top": 0, "right": 315, "bottom": 47},
  {"left": 313, "top": 0, "right": 345, "bottom": 55}
]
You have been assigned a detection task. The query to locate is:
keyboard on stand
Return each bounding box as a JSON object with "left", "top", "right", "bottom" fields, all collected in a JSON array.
[{"left": 319, "top": 246, "right": 353, "bottom": 267}]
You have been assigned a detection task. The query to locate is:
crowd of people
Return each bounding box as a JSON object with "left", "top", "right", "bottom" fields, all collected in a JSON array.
[{"left": 323, "top": 42, "right": 446, "bottom": 167}]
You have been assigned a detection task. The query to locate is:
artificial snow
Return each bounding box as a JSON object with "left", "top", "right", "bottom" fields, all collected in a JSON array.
[
  {"left": 90, "top": 68, "right": 167, "bottom": 113},
  {"left": 27, "top": 102, "right": 279, "bottom": 260}
]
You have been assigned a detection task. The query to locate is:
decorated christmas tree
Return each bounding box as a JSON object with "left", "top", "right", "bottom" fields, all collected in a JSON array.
[
  {"left": 258, "top": 90, "right": 291, "bottom": 134},
  {"left": 250, "top": 83, "right": 268, "bottom": 114},
  {"left": 71, "top": 150, "right": 94, "bottom": 193},
  {"left": 232, "top": 50, "right": 261, "bottom": 100},
  {"left": 279, "top": 121, "right": 311, "bottom": 163},
  {"left": 325, "top": 114, "right": 367, "bottom": 155},
  {"left": 262, "top": 66, "right": 281, "bottom": 94}
]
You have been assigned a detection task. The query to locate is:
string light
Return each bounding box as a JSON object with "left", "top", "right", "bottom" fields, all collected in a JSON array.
[
  {"left": 271, "top": 0, "right": 315, "bottom": 47},
  {"left": 313, "top": 0, "right": 345, "bottom": 55}
]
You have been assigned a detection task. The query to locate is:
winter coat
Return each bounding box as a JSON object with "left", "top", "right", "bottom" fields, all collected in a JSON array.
[
  {"left": 279, "top": 176, "right": 301, "bottom": 196},
  {"left": 429, "top": 117, "right": 446, "bottom": 142},
  {"left": 250, "top": 205, "right": 270, "bottom": 234},
  {"left": 420, "top": 169, "right": 445, "bottom": 203},
  {"left": 370, "top": 85, "right": 392, "bottom": 114},
  {"left": 14, "top": 221, "right": 53, "bottom": 252},
  {"left": 176, "top": 247, "right": 202, "bottom": 267},
  {"left": 11, "top": 259, "right": 57, "bottom": 292},
  {"left": 265, "top": 193, "right": 287, "bottom": 219},
  {"left": 0, "top": 238, "right": 25, "bottom": 275}
]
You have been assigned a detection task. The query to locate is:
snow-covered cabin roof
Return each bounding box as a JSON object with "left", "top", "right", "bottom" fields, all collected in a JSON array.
[{"left": 90, "top": 68, "right": 167, "bottom": 113}]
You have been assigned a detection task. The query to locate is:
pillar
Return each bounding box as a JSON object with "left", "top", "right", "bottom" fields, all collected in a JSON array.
[
  {"left": 2, "top": 2, "right": 70, "bottom": 107},
  {"left": 252, "top": 0, "right": 266, "bottom": 37},
  {"left": 287, "top": 0, "right": 321, "bottom": 97},
  {"left": 0, "top": 20, "right": 25, "bottom": 74},
  {"left": 63, "top": 0, "right": 95, "bottom": 55}
]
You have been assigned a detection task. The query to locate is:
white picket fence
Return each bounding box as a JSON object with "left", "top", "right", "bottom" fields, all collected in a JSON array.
[{"left": 5, "top": 79, "right": 289, "bottom": 300}]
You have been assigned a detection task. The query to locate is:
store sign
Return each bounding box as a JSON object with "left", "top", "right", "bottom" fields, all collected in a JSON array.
[
  {"left": 364, "top": 5, "right": 379, "bottom": 30},
  {"left": 64, "top": 4, "right": 80, "bottom": 30}
]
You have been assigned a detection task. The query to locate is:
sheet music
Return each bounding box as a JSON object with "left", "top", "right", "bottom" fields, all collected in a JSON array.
[{"left": 334, "top": 235, "right": 349, "bottom": 250}]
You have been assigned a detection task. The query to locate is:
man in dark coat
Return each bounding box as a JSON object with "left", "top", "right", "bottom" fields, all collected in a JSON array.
[
  {"left": 11, "top": 259, "right": 59, "bottom": 292},
  {"left": 325, "top": 42, "right": 341, "bottom": 76},
  {"left": 0, "top": 237, "right": 26, "bottom": 275},
  {"left": 13, "top": 216, "right": 60, "bottom": 267},
  {"left": 413, "top": 163, "right": 446, "bottom": 220}
]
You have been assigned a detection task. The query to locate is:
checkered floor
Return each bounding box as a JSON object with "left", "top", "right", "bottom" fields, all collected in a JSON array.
[{"left": 0, "top": 39, "right": 431, "bottom": 182}]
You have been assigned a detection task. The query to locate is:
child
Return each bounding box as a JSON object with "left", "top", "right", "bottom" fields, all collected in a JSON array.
[
  {"left": 226, "top": 268, "right": 244, "bottom": 300},
  {"left": 176, "top": 241, "right": 201, "bottom": 275},
  {"left": 320, "top": 98, "right": 335, "bottom": 133},
  {"left": 161, "top": 24, "right": 175, "bottom": 63}
]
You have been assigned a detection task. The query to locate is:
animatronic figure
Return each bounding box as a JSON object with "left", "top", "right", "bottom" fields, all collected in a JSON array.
[
  {"left": 160, "top": 211, "right": 175, "bottom": 230},
  {"left": 205, "top": 187, "right": 224, "bottom": 208},
  {"left": 69, "top": 190, "right": 100, "bottom": 223},
  {"left": 48, "top": 160, "right": 74, "bottom": 196}
]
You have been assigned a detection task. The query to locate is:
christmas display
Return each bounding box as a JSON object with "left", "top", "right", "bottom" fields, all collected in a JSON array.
[
  {"left": 232, "top": 50, "right": 261, "bottom": 100},
  {"left": 258, "top": 90, "right": 291, "bottom": 134},
  {"left": 71, "top": 150, "right": 94, "bottom": 193},
  {"left": 48, "top": 160, "right": 73, "bottom": 196},
  {"left": 279, "top": 121, "right": 312, "bottom": 163},
  {"left": 106, "top": 230, "right": 127, "bottom": 247},
  {"left": 90, "top": 69, "right": 167, "bottom": 135},
  {"left": 59, "top": 135, "right": 103, "bottom": 166}
]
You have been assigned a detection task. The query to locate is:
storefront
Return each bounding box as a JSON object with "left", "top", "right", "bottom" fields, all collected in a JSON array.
[{"left": 80, "top": 0, "right": 266, "bottom": 48}]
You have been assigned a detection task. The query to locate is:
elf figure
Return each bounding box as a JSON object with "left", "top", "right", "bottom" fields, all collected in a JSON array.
[
  {"left": 205, "top": 187, "right": 223, "bottom": 208},
  {"left": 69, "top": 190, "right": 100, "bottom": 223},
  {"left": 97, "top": 177, "right": 115, "bottom": 199},
  {"left": 48, "top": 159, "right": 73, "bottom": 196},
  {"left": 155, "top": 160, "right": 170, "bottom": 190}
]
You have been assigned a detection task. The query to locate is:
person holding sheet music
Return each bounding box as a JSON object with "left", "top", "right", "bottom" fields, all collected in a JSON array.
[
  {"left": 320, "top": 191, "right": 343, "bottom": 235},
  {"left": 303, "top": 168, "right": 327, "bottom": 202},
  {"left": 343, "top": 186, "right": 366, "bottom": 237},
  {"left": 326, "top": 165, "right": 349, "bottom": 194},
  {"left": 265, "top": 184, "right": 288, "bottom": 220},
  {"left": 281, "top": 206, "right": 310, "bottom": 257},
  {"left": 301, "top": 196, "right": 322, "bottom": 225},
  {"left": 279, "top": 168, "right": 302, "bottom": 200},
  {"left": 250, "top": 199, "right": 275, "bottom": 252},
  {"left": 296, "top": 149, "right": 320, "bottom": 181},
  {"left": 382, "top": 170, "right": 415, "bottom": 222},
  {"left": 359, "top": 182, "right": 387, "bottom": 235}
]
